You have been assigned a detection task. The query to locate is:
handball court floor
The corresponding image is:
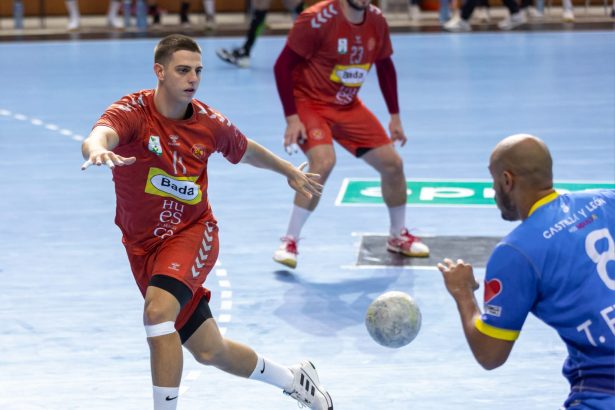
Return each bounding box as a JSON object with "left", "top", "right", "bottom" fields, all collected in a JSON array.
[{"left": 0, "top": 30, "right": 614, "bottom": 409}]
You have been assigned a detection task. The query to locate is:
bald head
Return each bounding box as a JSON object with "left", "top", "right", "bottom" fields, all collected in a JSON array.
[{"left": 489, "top": 134, "right": 553, "bottom": 190}]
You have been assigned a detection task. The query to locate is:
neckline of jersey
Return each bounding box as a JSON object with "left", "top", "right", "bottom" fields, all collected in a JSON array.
[{"left": 528, "top": 191, "right": 560, "bottom": 217}]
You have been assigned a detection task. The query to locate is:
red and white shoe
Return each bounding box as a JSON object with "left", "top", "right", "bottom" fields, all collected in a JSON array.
[
  {"left": 273, "top": 236, "right": 298, "bottom": 268},
  {"left": 387, "top": 229, "right": 430, "bottom": 257}
]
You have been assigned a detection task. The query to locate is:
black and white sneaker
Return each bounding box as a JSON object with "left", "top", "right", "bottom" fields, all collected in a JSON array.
[
  {"left": 284, "top": 360, "right": 333, "bottom": 410},
  {"left": 215, "top": 47, "right": 250, "bottom": 68}
]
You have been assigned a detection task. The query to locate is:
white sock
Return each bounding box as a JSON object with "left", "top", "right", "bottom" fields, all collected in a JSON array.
[
  {"left": 203, "top": 0, "right": 215, "bottom": 16},
  {"left": 65, "top": 0, "right": 80, "bottom": 20},
  {"left": 286, "top": 205, "right": 312, "bottom": 239},
  {"left": 107, "top": 0, "right": 121, "bottom": 18},
  {"left": 388, "top": 205, "right": 406, "bottom": 237},
  {"left": 153, "top": 386, "right": 179, "bottom": 410},
  {"left": 248, "top": 355, "right": 294, "bottom": 391}
]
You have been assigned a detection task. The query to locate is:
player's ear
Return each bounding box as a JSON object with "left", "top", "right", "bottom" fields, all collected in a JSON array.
[
  {"left": 154, "top": 63, "right": 165, "bottom": 81},
  {"left": 502, "top": 170, "right": 514, "bottom": 191}
]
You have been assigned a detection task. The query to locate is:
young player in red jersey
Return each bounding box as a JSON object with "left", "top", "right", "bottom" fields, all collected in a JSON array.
[
  {"left": 81, "top": 34, "right": 333, "bottom": 410},
  {"left": 272, "top": 0, "right": 430, "bottom": 269}
]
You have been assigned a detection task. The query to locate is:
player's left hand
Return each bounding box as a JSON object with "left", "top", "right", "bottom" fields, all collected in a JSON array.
[
  {"left": 287, "top": 162, "right": 323, "bottom": 200},
  {"left": 389, "top": 114, "right": 407, "bottom": 147},
  {"left": 437, "top": 258, "right": 480, "bottom": 299}
]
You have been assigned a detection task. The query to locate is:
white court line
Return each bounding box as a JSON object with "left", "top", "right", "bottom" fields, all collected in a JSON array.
[{"left": 0, "top": 107, "right": 81, "bottom": 142}]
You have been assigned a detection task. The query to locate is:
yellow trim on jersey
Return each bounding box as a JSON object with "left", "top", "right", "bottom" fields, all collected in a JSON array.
[
  {"left": 528, "top": 191, "right": 560, "bottom": 217},
  {"left": 329, "top": 64, "right": 371, "bottom": 87},
  {"left": 475, "top": 317, "right": 519, "bottom": 341}
]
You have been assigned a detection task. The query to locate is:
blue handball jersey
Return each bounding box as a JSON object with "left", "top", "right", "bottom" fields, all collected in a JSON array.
[{"left": 477, "top": 189, "right": 615, "bottom": 392}]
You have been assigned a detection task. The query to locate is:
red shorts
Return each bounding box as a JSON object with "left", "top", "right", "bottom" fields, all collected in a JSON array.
[
  {"left": 124, "top": 221, "right": 219, "bottom": 331},
  {"left": 296, "top": 99, "right": 391, "bottom": 157}
]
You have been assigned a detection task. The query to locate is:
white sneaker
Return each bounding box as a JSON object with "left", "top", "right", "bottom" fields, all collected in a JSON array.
[
  {"left": 408, "top": 4, "right": 421, "bottom": 22},
  {"left": 107, "top": 15, "right": 123, "bottom": 29},
  {"left": 476, "top": 7, "right": 491, "bottom": 23},
  {"left": 273, "top": 236, "right": 298, "bottom": 268},
  {"left": 527, "top": 6, "right": 544, "bottom": 19},
  {"left": 562, "top": 9, "right": 575, "bottom": 22},
  {"left": 284, "top": 361, "right": 333, "bottom": 410},
  {"left": 443, "top": 16, "right": 472, "bottom": 32},
  {"left": 387, "top": 229, "right": 430, "bottom": 257},
  {"left": 67, "top": 18, "right": 80, "bottom": 31},
  {"left": 498, "top": 11, "right": 527, "bottom": 30}
]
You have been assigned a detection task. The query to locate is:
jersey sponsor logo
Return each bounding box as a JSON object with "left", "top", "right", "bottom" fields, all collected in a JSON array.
[
  {"left": 145, "top": 167, "right": 202, "bottom": 205},
  {"left": 485, "top": 304, "right": 502, "bottom": 317},
  {"left": 338, "top": 38, "right": 348, "bottom": 54},
  {"left": 148, "top": 136, "right": 163, "bottom": 156},
  {"left": 330, "top": 64, "right": 371, "bottom": 87},
  {"left": 484, "top": 278, "right": 502, "bottom": 303},
  {"left": 544, "top": 197, "right": 607, "bottom": 239}
]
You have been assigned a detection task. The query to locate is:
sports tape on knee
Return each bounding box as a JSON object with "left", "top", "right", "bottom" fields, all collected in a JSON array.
[{"left": 145, "top": 321, "right": 176, "bottom": 338}]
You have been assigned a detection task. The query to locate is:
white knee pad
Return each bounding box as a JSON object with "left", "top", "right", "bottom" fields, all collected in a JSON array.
[{"left": 144, "top": 321, "right": 176, "bottom": 338}]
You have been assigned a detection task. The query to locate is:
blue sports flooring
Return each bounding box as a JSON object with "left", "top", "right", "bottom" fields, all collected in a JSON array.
[{"left": 0, "top": 31, "right": 614, "bottom": 409}]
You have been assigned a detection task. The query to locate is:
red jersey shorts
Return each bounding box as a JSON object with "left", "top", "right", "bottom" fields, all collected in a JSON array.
[
  {"left": 296, "top": 99, "right": 391, "bottom": 157},
  {"left": 124, "top": 220, "right": 219, "bottom": 331}
]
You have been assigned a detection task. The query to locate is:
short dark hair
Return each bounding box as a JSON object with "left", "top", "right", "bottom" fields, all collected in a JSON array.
[{"left": 154, "top": 34, "right": 201, "bottom": 65}]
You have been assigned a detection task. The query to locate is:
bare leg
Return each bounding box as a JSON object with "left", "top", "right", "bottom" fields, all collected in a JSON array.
[
  {"left": 361, "top": 144, "right": 407, "bottom": 208},
  {"left": 185, "top": 318, "right": 258, "bottom": 376},
  {"left": 143, "top": 286, "right": 182, "bottom": 387},
  {"left": 293, "top": 144, "right": 336, "bottom": 211}
]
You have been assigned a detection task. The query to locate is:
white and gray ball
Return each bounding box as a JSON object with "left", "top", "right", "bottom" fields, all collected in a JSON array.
[{"left": 365, "top": 291, "right": 422, "bottom": 348}]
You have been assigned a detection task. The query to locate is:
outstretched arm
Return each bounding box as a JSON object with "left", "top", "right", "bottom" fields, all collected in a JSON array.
[
  {"left": 240, "top": 138, "right": 322, "bottom": 199},
  {"left": 437, "top": 258, "right": 515, "bottom": 370},
  {"left": 81, "top": 125, "right": 136, "bottom": 170}
]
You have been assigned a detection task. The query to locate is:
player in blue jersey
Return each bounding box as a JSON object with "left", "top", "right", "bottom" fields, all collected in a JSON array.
[{"left": 437, "top": 134, "right": 615, "bottom": 409}]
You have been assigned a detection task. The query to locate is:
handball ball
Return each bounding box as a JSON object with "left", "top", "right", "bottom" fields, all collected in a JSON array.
[{"left": 365, "top": 291, "right": 422, "bottom": 348}]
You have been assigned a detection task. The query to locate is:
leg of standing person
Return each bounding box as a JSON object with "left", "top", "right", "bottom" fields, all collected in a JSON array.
[
  {"left": 64, "top": 0, "right": 80, "bottom": 30},
  {"left": 443, "top": 0, "right": 476, "bottom": 31},
  {"left": 273, "top": 145, "right": 336, "bottom": 268},
  {"left": 408, "top": 0, "right": 422, "bottom": 21},
  {"left": 476, "top": 0, "right": 491, "bottom": 22},
  {"left": 215, "top": 0, "right": 272, "bottom": 68},
  {"left": 202, "top": 0, "right": 216, "bottom": 28},
  {"left": 216, "top": 0, "right": 304, "bottom": 68},
  {"left": 273, "top": 104, "right": 429, "bottom": 269},
  {"left": 179, "top": 1, "right": 190, "bottom": 26},
  {"left": 561, "top": 0, "right": 575, "bottom": 22},
  {"left": 360, "top": 146, "right": 429, "bottom": 258},
  {"left": 107, "top": 0, "right": 123, "bottom": 28},
  {"left": 149, "top": 1, "right": 161, "bottom": 26},
  {"left": 497, "top": 0, "right": 527, "bottom": 30}
]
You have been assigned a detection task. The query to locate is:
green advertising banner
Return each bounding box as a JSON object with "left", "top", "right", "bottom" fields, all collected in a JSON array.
[{"left": 335, "top": 179, "right": 615, "bottom": 207}]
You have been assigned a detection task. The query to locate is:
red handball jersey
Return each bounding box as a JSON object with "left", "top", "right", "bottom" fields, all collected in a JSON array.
[
  {"left": 286, "top": 0, "right": 393, "bottom": 106},
  {"left": 95, "top": 90, "right": 248, "bottom": 254}
]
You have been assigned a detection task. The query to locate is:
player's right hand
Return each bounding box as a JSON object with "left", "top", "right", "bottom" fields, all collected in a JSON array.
[
  {"left": 81, "top": 149, "right": 136, "bottom": 170},
  {"left": 284, "top": 114, "right": 306, "bottom": 155},
  {"left": 287, "top": 162, "right": 323, "bottom": 200}
]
